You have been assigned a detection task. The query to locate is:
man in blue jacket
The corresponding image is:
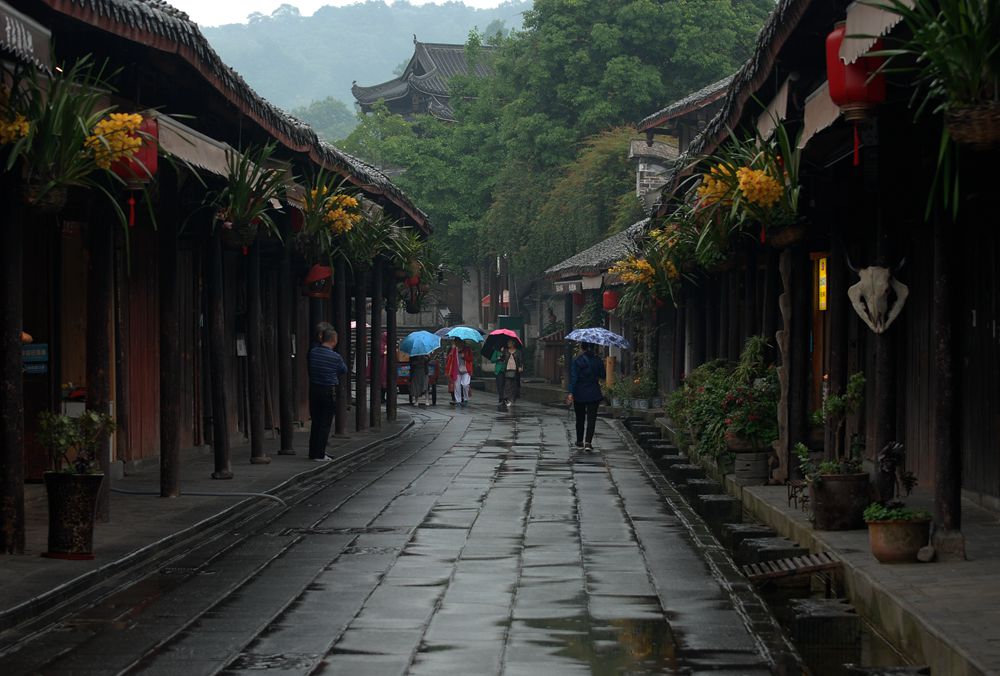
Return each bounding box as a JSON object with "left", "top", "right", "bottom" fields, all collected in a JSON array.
[
  {"left": 566, "top": 342, "right": 606, "bottom": 450},
  {"left": 308, "top": 323, "right": 348, "bottom": 461}
]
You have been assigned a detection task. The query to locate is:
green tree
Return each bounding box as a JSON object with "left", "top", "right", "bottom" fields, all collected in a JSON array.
[{"left": 291, "top": 96, "right": 358, "bottom": 142}]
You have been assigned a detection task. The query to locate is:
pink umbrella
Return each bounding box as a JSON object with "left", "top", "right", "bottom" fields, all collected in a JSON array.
[{"left": 481, "top": 328, "right": 521, "bottom": 356}]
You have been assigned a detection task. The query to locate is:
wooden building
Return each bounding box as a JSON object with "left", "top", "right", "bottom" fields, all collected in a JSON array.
[{"left": 0, "top": 0, "right": 430, "bottom": 554}]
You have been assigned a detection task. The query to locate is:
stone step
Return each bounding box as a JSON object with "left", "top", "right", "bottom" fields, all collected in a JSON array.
[
  {"left": 631, "top": 426, "right": 659, "bottom": 439},
  {"left": 666, "top": 463, "right": 704, "bottom": 483},
  {"left": 789, "top": 598, "right": 860, "bottom": 645},
  {"left": 642, "top": 443, "right": 672, "bottom": 460},
  {"left": 736, "top": 537, "right": 808, "bottom": 566},
  {"left": 653, "top": 454, "right": 687, "bottom": 471},
  {"left": 682, "top": 477, "right": 722, "bottom": 497},
  {"left": 623, "top": 416, "right": 644, "bottom": 430},
  {"left": 844, "top": 667, "right": 930, "bottom": 675},
  {"left": 633, "top": 432, "right": 660, "bottom": 447},
  {"left": 695, "top": 494, "right": 742, "bottom": 528},
  {"left": 718, "top": 523, "right": 777, "bottom": 551}
]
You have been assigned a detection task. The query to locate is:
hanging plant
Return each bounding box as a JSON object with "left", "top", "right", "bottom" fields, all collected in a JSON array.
[{"left": 210, "top": 143, "right": 287, "bottom": 250}]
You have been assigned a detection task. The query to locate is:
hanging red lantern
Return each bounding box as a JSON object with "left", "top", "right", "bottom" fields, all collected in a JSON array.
[
  {"left": 111, "top": 117, "right": 159, "bottom": 186},
  {"left": 302, "top": 264, "right": 333, "bottom": 298},
  {"left": 602, "top": 290, "right": 620, "bottom": 311},
  {"left": 826, "top": 21, "right": 886, "bottom": 166},
  {"left": 572, "top": 292, "right": 585, "bottom": 306}
]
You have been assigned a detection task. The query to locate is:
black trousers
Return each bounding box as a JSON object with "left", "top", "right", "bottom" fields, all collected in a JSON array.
[
  {"left": 574, "top": 400, "right": 600, "bottom": 444},
  {"left": 495, "top": 372, "right": 506, "bottom": 403},
  {"left": 309, "top": 383, "right": 336, "bottom": 459}
]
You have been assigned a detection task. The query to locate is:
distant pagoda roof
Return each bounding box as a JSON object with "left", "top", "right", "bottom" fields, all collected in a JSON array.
[{"left": 352, "top": 39, "right": 495, "bottom": 121}]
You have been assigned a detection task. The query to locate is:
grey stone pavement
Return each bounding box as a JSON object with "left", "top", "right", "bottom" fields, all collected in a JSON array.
[{"left": 0, "top": 401, "right": 798, "bottom": 675}]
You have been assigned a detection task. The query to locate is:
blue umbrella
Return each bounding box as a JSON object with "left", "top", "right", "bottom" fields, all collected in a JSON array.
[
  {"left": 434, "top": 325, "right": 486, "bottom": 338},
  {"left": 445, "top": 326, "right": 485, "bottom": 343},
  {"left": 399, "top": 330, "right": 441, "bottom": 356},
  {"left": 565, "top": 327, "right": 631, "bottom": 349}
]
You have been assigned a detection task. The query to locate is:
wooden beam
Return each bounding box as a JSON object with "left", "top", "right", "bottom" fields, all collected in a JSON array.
[
  {"left": 385, "top": 268, "right": 398, "bottom": 422},
  {"left": 334, "top": 255, "right": 349, "bottom": 436},
  {"left": 86, "top": 216, "right": 114, "bottom": 521},
  {"left": 247, "top": 241, "right": 269, "bottom": 465},
  {"left": 159, "top": 172, "right": 181, "bottom": 496},
  {"left": 207, "top": 232, "right": 232, "bottom": 479},
  {"left": 276, "top": 221, "right": 295, "bottom": 454},
  {"left": 369, "top": 257, "right": 383, "bottom": 430},
  {"left": 354, "top": 266, "right": 368, "bottom": 432}
]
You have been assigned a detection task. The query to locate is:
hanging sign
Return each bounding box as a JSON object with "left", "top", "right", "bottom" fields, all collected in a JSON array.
[{"left": 818, "top": 257, "right": 828, "bottom": 311}]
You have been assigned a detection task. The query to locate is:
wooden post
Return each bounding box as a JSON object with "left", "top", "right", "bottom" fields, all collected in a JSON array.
[
  {"left": 673, "top": 291, "right": 687, "bottom": 386},
  {"left": 207, "top": 232, "right": 232, "bottom": 479},
  {"left": 563, "top": 293, "right": 573, "bottom": 384},
  {"left": 158, "top": 176, "right": 181, "bottom": 497},
  {"left": 277, "top": 223, "right": 295, "bottom": 455},
  {"left": 825, "top": 235, "right": 849, "bottom": 461},
  {"left": 762, "top": 248, "right": 780, "bottom": 363},
  {"left": 788, "top": 245, "right": 811, "bottom": 455},
  {"left": 247, "top": 241, "right": 269, "bottom": 465},
  {"left": 386, "top": 267, "right": 398, "bottom": 422},
  {"left": 744, "top": 249, "right": 758, "bottom": 337},
  {"left": 688, "top": 286, "right": 705, "bottom": 368},
  {"left": 86, "top": 217, "right": 114, "bottom": 522},
  {"left": 872, "top": 222, "right": 897, "bottom": 481},
  {"left": 931, "top": 216, "right": 965, "bottom": 559},
  {"left": 0, "top": 193, "right": 25, "bottom": 553},
  {"left": 354, "top": 266, "right": 368, "bottom": 432},
  {"left": 369, "top": 257, "right": 383, "bottom": 429},
  {"left": 728, "top": 268, "right": 742, "bottom": 358},
  {"left": 334, "top": 255, "right": 349, "bottom": 436},
  {"left": 717, "top": 274, "right": 729, "bottom": 360}
]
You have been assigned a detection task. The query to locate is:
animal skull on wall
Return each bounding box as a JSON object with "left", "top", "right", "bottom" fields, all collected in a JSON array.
[{"left": 846, "top": 260, "right": 909, "bottom": 334}]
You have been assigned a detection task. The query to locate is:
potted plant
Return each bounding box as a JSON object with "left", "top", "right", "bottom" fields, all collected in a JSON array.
[
  {"left": 36, "top": 409, "right": 116, "bottom": 559},
  {"left": 210, "top": 143, "right": 287, "bottom": 252},
  {"left": 873, "top": 0, "right": 999, "bottom": 149},
  {"left": 864, "top": 502, "right": 931, "bottom": 563}
]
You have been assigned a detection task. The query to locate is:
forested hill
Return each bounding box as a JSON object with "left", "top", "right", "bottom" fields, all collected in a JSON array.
[{"left": 201, "top": 1, "right": 530, "bottom": 111}]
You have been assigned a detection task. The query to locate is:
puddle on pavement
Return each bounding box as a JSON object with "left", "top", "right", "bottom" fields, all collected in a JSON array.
[{"left": 516, "top": 615, "right": 678, "bottom": 674}]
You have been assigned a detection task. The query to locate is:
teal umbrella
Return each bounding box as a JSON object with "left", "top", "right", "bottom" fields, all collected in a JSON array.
[
  {"left": 399, "top": 330, "right": 441, "bottom": 356},
  {"left": 445, "top": 326, "right": 485, "bottom": 343}
]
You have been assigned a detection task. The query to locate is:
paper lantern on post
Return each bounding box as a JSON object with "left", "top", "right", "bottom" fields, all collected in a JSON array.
[
  {"left": 602, "top": 290, "right": 619, "bottom": 311},
  {"left": 826, "top": 21, "right": 885, "bottom": 165}
]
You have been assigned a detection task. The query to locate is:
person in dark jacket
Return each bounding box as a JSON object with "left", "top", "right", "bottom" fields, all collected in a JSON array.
[
  {"left": 566, "top": 342, "right": 606, "bottom": 450},
  {"left": 307, "top": 323, "right": 348, "bottom": 461}
]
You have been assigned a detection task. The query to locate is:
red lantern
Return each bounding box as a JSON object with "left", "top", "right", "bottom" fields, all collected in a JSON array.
[
  {"left": 572, "top": 292, "right": 585, "bottom": 306},
  {"left": 826, "top": 21, "right": 886, "bottom": 166},
  {"left": 111, "top": 117, "right": 159, "bottom": 186},
  {"left": 602, "top": 290, "right": 620, "bottom": 311},
  {"left": 404, "top": 275, "right": 420, "bottom": 288},
  {"left": 302, "top": 264, "right": 332, "bottom": 298}
]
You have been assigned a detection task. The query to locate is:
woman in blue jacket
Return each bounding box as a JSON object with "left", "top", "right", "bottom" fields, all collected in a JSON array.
[{"left": 566, "top": 342, "right": 606, "bottom": 450}]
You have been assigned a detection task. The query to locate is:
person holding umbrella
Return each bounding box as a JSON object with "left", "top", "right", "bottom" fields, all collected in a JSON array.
[
  {"left": 445, "top": 337, "right": 474, "bottom": 407},
  {"left": 566, "top": 342, "right": 606, "bottom": 451},
  {"left": 399, "top": 330, "right": 441, "bottom": 407},
  {"left": 482, "top": 329, "right": 523, "bottom": 411}
]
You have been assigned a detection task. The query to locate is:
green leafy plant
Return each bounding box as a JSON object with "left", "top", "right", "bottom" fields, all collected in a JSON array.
[
  {"left": 210, "top": 143, "right": 288, "bottom": 248},
  {"left": 574, "top": 297, "right": 603, "bottom": 329},
  {"left": 813, "top": 372, "right": 865, "bottom": 461},
  {"left": 37, "top": 410, "right": 116, "bottom": 475},
  {"left": 795, "top": 441, "right": 864, "bottom": 484},
  {"left": 863, "top": 501, "right": 931, "bottom": 523},
  {"left": 666, "top": 359, "right": 733, "bottom": 459}
]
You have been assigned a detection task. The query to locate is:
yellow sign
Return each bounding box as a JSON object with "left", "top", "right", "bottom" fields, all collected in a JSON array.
[{"left": 818, "top": 257, "right": 828, "bottom": 311}]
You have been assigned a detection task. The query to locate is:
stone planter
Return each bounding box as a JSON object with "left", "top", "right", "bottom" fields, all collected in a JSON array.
[
  {"left": 631, "top": 398, "right": 650, "bottom": 410},
  {"left": 43, "top": 472, "right": 104, "bottom": 560},
  {"left": 809, "top": 473, "right": 870, "bottom": 531},
  {"left": 611, "top": 397, "right": 623, "bottom": 408},
  {"left": 867, "top": 519, "right": 931, "bottom": 563},
  {"left": 733, "top": 451, "right": 769, "bottom": 484}
]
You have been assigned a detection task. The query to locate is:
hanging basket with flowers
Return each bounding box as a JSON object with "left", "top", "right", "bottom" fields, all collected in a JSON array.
[{"left": 210, "top": 143, "right": 286, "bottom": 252}]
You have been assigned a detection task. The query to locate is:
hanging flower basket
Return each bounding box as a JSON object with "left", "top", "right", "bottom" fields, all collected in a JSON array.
[
  {"left": 21, "top": 183, "right": 68, "bottom": 214},
  {"left": 766, "top": 223, "right": 807, "bottom": 249},
  {"left": 219, "top": 220, "right": 259, "bottom": 251},
  {"left": 945, "top": 103, "right": 1000, "bottom": 150}
]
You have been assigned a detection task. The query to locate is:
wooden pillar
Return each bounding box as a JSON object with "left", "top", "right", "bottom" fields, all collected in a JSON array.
[
  {"left": 872, "top": 222, "right": 897, "bottom": 474},
  {"left": 385, "top": 268, "right": 398, "bottom": 422},
  {"left": 762, "top": 248, "right": 780, "bottom": 363},
  {"left": 728, "top": 268, "right": 742, "bottom": 358},
  {"left": 563, "top": 293, "right": 573, "bottom": 383},
  {"left": 825, "top": 235, "right": 849, "bottom": 461},
  {"left": 932, "top": 216, "right": 965, "bottom": 559},
  {"left": 86, "top": 218, "right": 113, "bottom": 521},
  {"left": 744, "top": 249, "right": 758, "bottom": 338},
  {"left": 673, "top": 291, "right": 687, "bottom": 386},
  {"left": 158, "top": 174, "right": 181, "bottom": 497},
  {"left": 688, "top": 285, "right": 705, "bottom": 368},
  {"left": 369, "top": 257, "right": 383, "bottom": 429},
  {"left": 207, "top": 232, "right": 232, "bottom": 479},
  {"left": 788, "top": 245, "right": 811, "bottom": 454},
  {"left": 277, "top": 224, "right": 295, "bottom": 455},
  {"left": 0, "top": 193, "right": 25, "bottom": 553},
  {"left": 247, "top": 241, "right": 269, "bottom": 464},
  {"left": 334, "top": 255, "right": 349, "bottom": 436},
  {"left": 354, "top": 266, "right": 368, "bottom": 432}
]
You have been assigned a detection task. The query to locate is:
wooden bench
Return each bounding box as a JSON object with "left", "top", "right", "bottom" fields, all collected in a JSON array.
[{"left": 742, "top": 551, "right": 841, "bottom": 584}]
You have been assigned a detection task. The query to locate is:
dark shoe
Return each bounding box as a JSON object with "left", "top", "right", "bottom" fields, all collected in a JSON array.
[
  {"left": 584, "top": 442, "right": 593, "bottom": 452},
  {"left": 574, "top": 441, "right": 584, "bottom": 449}
]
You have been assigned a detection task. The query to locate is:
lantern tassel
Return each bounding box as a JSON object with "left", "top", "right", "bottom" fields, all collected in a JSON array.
[
  {"left": 853, "top": 122, "right": 860, "bottom": 167},
  {"left": 128, "top": 195, "right": 136, "bottom": 227}
]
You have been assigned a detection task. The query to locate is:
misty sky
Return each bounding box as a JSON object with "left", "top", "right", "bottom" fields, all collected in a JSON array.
[{"left": 166, "top": 0, "right": 506, "bottom": 27}]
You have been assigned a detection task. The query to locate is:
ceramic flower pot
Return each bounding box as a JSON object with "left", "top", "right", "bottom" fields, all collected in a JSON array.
[
  {"left": 810, "top": 473, "right": 871, "bottom": 531},
  {"left": 43, "top": 472, "right": 104, "bottom": 560},
  {"left": 867, "top": 519, "right": 931, "bottom": 563}
]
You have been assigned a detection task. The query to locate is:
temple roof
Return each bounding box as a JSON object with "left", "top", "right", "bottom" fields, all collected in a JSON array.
[
  {"left": 638, "top": 75, "right": 734, "bottom": 132},
  {"left": 352, "top": 40, "right": 495, "bottom": 121},
  {"left": 545, "top": 220, "right": 649, "bottom": 279}
]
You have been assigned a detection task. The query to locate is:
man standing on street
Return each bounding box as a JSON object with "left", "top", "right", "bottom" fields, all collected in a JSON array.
[{"left": 308, "top": 322, "right": 348, "bottom": 461}]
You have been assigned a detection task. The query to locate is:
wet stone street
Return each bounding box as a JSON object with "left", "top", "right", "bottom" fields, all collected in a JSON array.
[{"left": 3, "top": 402, "right": 795, "bottom": 675}]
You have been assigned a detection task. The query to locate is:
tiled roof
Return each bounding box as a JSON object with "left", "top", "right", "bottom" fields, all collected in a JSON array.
[
  {"left": 652, "top": 0, "right": 814, "bottom": 210},
  {"left": 353, "top": 40, "right": 494, "bottom": 122},
  {"left": 545, "top": 220, "right": 649, "bottom": 279},
  {"left": 38, "top": 0, "right": 429, "bottom": 231},
  {"left": 637, "top": 75, "right": 734, "bottom": 132}
]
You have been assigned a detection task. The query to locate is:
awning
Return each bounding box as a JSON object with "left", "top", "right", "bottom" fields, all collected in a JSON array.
[
  {"left": 481, "top": 291, "right": 510, "bottom": 307},
  {"left": 756, "top": 78, "right": 791, "bottom": 140},
  {"left": 798, "top": 82, "right": 840, "bottom": 149},
  {"left": 840, "top": 0, "right": 913, "bottom": 65},
  {"left": 0, "top": 1, "right": 50, "bottom": 72},
  {"left": 157, "top": 114, "right": 233, "bottom": 177},
  {"left": 581, "top": 275, "right": 603, "bottom": 290}
]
